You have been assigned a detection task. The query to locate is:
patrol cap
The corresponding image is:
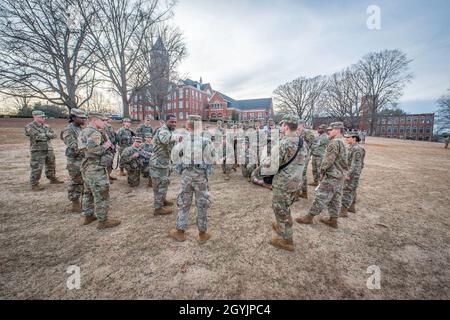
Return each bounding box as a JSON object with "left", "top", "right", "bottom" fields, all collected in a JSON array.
[
  {"left": 144, "top": 132, "right": 153, "bottom": 138},
  {"left": 88, "top": 111, "right": 108, "bottom": 120},
  {"left": 327, "top": 122, "right": 345, "bottom": 130},
  {"left": 318, "top": 124, "right": 327, "bottom": 130},
  {"left": 344, "top": 131, "right": 361, "bottom": 142},
  {"left": 166, "top": 114, "right": 176, "bottom": 121},
  {"left": 70, "top": 108, "right": 87, "bottom": 118},
  {"left": 32, "top": 110, "right": 47, "bottom": 118},
  {"left": 279, "top": 114, "right": 299, "bottom": 125},
  {"left": 122, "top": 117, "right": 131, "bottom": 123},
  {"left": 132, "top": 136, "right": 143, "bottom": 143}
]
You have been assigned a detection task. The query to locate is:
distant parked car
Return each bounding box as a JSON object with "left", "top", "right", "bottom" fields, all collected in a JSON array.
[{"left": 111, "top": 114, "right": 123, "bottom": 121}]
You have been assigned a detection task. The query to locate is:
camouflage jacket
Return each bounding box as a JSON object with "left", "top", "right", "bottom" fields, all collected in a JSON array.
[
  {"left": 347, "top": 143, "right": 365, "bottom": 179},
  {"left": 136, "top": 124, "right": 153, "bottom": 139},
  {"left": 61, "top": 122, "right": 83, "bottom": 159},
  {"left": 25, "top": 121, "right": 56, "bottom": 151},
  {"left": 150, "top": 124, "right": 177, "bottom": 169},
  {"left": 78, "top": 124, "right": 111, "bottom": 171},
  {"left": 174, "top": 132, "right": 215, "bottom": 176},
  {"left": 300, "top": 128, "right": 317, "bottom": 155},
  {"left": 120, "top": 146, "right": 150, "bottom": 170},
  {"left": 320, "top": 135, "right": 348, "bottom": 180},
  {"left": 311, "top": 132, "right": 329, "bottom": 157},
  {"left": 116, "top": 127, "right": 135, "bottom": 148},
  {"left": 266, "top": 132, "right": 307, "bottom": 192},
  {"left": 104, "top": 124, "right": 117, "bottom": 146}
]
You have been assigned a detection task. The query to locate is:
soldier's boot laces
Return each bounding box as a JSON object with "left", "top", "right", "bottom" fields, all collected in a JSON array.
[
  {"left": 169, "top": 228, "right": 186, "bottom": 242},
  {"left": 97, "top": 218, "right": 121, "bottom": 230},
  {"left": 296, "top": 214, "right": 314, "bottom": 224},
  {"left": 308, "top": 181, "right": 319, "bottom": 187},
  {"left": 82, "top": 215, "right": 97, "bottom": 225},
  {"left": 340, "top": 207, "right": 348, "bottom": 218},
  {"left": 270, "top": 236, "right": 294, "bottom": 252},
  {"left": 348, "top": 202, "right": 356, "bottom": 213},
  {"left": 197, "top": 231, "right": 211, "bottom": 244},
  {"left": 50, "top": 178, "right": 64, "bottom": 184},
  {"left": 31, "top": 184, "right": 45, "bottom": 191},
  {"left": 154, "top": 207, "right": 173, "bottom": 216},
  {"left": 71, "top": 200, "right": 82, "bottom": 213},
  {"left": 319, "top": 217, "right": 338, "bottom": 229},
  {"left": 163, "top": 199, "right": 174, "bottom": 207}
]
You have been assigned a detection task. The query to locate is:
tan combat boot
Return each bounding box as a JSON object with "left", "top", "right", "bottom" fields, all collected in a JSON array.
[
  {"left": 71, "top": 199, "right": 82, "bottom": 213},
  {"left": 298, "top": 191, "right": 308, "bottom": 199},
  {"left": 198, "top": 231, "right": 211, "bottom": 244},
  {"left": 118, "top": 168, "right": 126, "bottom": 176},
  {"left": 49, "top": 178, "right": 64, "bottom": 184},
  {"left": 308, "top": 181, "right": 319, "bottom": 187},
  {"left": 163, "top": 199, "right": 174, "bottom": 207},
  {"left": 296, "top": 214, "right": 314, "bottom": 224},
  {"left": 147, "top": 179, "right": 153, "bottom": 188},
  {"left": 270, "top": 236, "right": 294, "bottom": 252},
  {"left": 348, "top": 202, "right": 356, "bottom": 213},
  {"left": 31, "top": 184, "right": 45, "bottom": 191},
  {"left": 109, "top": 174, "right": 117, "bottom": 181},
  {"left": 340, "top": 207, "right": 348, "bottom": 218},
  {"left": 97, "top": 218, "right": 121, "bottom": 230},
  {"left": 319, "top": 216, "right": 338, "bottom": 229},
  {"left": 154, "top": 207, "right": 173, "bottom": 216},
  {"left": 82, "top": 215, "right": 97, "bottom": 225},
  {"left": 169, "top": 228, "right": 186, "bottom": 242}
]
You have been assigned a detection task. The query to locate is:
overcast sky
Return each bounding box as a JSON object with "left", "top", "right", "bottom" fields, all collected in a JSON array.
[{"left": 173, "top": 0, "right": 450, "bottom": 114}]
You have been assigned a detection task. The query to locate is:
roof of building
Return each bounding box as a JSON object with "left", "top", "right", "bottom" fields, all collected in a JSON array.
[
  {"left": 214, "top": 92, "right": 271, "bottom": 111},
  {"left": 180, "top": 78, "right": 210, "bottom": 91}
]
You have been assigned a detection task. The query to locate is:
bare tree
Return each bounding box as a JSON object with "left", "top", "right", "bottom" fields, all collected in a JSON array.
[
  {"left": 353, "top": 49, "right": 413, "bottom": 135},
  {"left": 84, "top": 89, "right": 119, "bottom": 114},
  {"left": 84, "top": 0, "right": 177, "bottom": 118},
  {"left": 435, "top": 88, "right": 450, "bottom": 134},
  {"left": 0, "top": 0, "right": 99, "bottom": 111},
  {"left": 273, "top": 75, "right": 327, "bottom": 125},
  {"left": 320, "top": 67, "right": 361, "bottom": 128}
]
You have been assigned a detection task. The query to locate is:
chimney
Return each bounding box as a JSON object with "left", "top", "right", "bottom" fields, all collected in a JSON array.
[{"left": 200, "top": 77, "right": 203, "bottom": 84}]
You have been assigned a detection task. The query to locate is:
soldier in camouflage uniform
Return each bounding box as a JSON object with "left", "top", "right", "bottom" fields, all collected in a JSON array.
[
  {"left": 169, "top": 115, "right": 215, "bottom": 243},
  {"left": 104, "top": 115, "right": 118, "bottom": 182},
  {"left": 120, "top": 136, "right": 151, "bottom": 187},
  {"left": 61, "top": 108, "right": 87, "bottom": 212},
  {"left": 296, "top": 120, "right": 317, "bottom": 199},
  {"left": 265, "top": 114, "right": 307, "bottom": 251},
  {"left": 116, "top": 118, "right": 135, "bottom": 176},
  {"left": 78, "top": 112, "right": 121, "bottom": 229},
  {"left": 136, "top": 115, "right": 153, "bottom": 139},
  {"left": 309, "top": 124, "right": 329, "bottom": 186},
  {"left": 297, "top": 122, "right": 348, "bottom": 229},
  {"left": 142, "top": 133, "right": 154, "bottom": 185},
  {"left": 25, "top": 110, "right": 64, "bottom": 190},
  {"left": 340, "top": 132, "right": 365, "bottom": 217},
  {"left": 241, "top": 139, "right": 257, "bottom": 181},
  {"left": 149, "top": 114, "right": 178, "bottom": 215}
]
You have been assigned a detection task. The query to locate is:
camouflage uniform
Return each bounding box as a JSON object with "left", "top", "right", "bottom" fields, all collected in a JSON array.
[
  {"left": 78, "top": 122, "right": 113, "bottom": 221},
  {"left": 25, "top": 118, "right": 57, "bottom": 186},
  {"left": 103, "top": 123, "right": 117, "bottom": 175},
  {"left": 61, "top": 122, "right": 84, "bottom": 201},
  {"left": 116, "top": 126, "right": 135, "bottom": 170},
  {"left": 136, "top": 123, "right": 153, "bottom": 139},
  {"left": 174, "top": 128, "right": 214, "bottom": 232},
  {"left": 308, "top": 129, "right": 348, "bottom": 218},
  {"left": 265, "top": 121, "right": 307, "bottom": 240},
  {"left": 311, "top": 132, "right": 329, "bottom": 183},
  {"left": 120, "top": 143, "right": 151, "bottom": 187},
  {"left": 341, "top": 143, "right": 365, "bottom": 209},
  {"left": 149, "top": 124, "right": 176, "bottom": 209},
  {"left": 299, "top": 128, "right": 317, "bottom": 193},
  {"left": 141, "top": 141, "right": 154, "bottom": 178}
]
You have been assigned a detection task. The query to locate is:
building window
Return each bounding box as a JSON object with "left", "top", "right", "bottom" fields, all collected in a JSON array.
[
  {"left": 179, "top": 100, "right": 183, "bottom": 109},
  {"left": 387, "top": 127, "right": 392, "bottom": 134},
  {"left": 421, "top": 116, "right": 425, "bottom": 124},
  {"left": 426, "top": 127, "right": 431, "bottom": 134},
  {"left": 412, "top": 127, "right": 417, "bottom": 133},
  {"left": 179, "top": 112, "right": 183, "bottom": 120},
  {"left": 393, "top": 127, "right": 398, "bottom": 134},
  {"left": 407, "top": 116, "right": 412, "bottom": 123},
  {"left": 394, "top": 117, "right": 399, "bottom": 124},
  {"left": 413, "top": 116, "right": 418, "bottom": 123},
  {"left": 388, "top": 118, "right": 393, "bottom": 124},
  {"left": 427, "top": 117, "right": 431, "bottom": 124}
]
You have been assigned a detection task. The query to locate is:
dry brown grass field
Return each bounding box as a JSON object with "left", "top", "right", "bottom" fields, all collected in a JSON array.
[{"left": 0, "top": 118, "right": 449, "bottom": 299}]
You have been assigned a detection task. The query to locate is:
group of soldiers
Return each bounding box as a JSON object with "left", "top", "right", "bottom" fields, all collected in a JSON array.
[{"left": 25, "top": 110, "right": 366, "bottom": 249}]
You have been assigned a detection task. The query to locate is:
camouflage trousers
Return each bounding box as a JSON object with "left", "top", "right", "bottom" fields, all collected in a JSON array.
[
  {"left": 81, "top": 168, "right": 110, "bottom": 221},
  {"left": 341, "top": 176, "right": 360, "bottom": 209},
  {"left": 311, "top": 155, "right": 323, "bottom": 183},
  {"left": 150, "top": 167, "right": 170, "bottom": 209},
  {"left": 142, "top": 164, "right": 150, "bottom": 178},
  {"left": 66, "top": 157, "right": 83, "bottom": 201},
  {"left": 301, "top": 153, "right": 312, "bottom": 192},
  {"left": 29, "top": 150, "right": 56, "bottom": 186},
  {"left": 241, "top": 163, "right": 256, "bottom": 179},
  {"left": 272, "top": 186, "right": 296, "bottom": 240},
  {"left": 118, "top": 147, "right": 128, "bottom": 170},
  {"left": 125, "top": 166, "right": 141, "bottom": 187},
  {"left": 176, "top": 168, "right": 210, "bottom": 232},
  {"left": 309, "top": 178, "right": 344, "bottom": 218}
]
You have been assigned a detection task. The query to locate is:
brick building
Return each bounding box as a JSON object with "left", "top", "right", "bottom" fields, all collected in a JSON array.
[{"left": 130, "top": 78, "right": 273, "bottom": 122}]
